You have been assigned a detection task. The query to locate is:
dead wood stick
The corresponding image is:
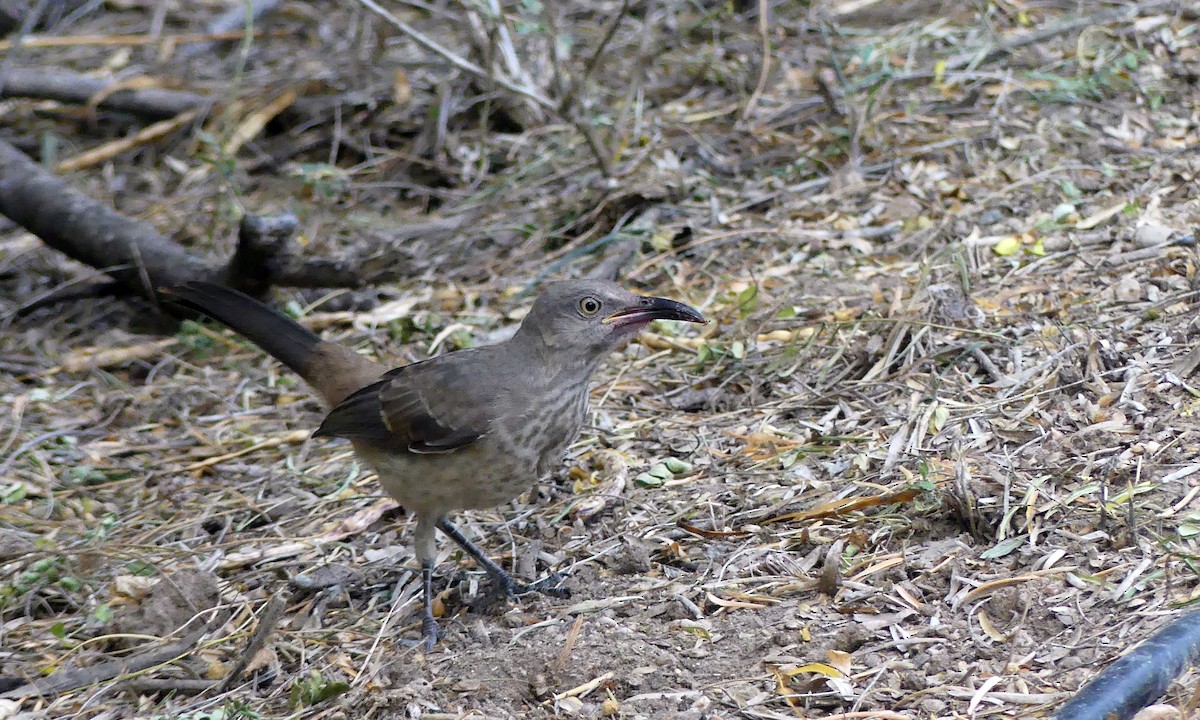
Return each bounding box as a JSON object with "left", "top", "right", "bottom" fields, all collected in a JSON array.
[
  {"left": 0, "top": 67, "right": 210, "bottom": 119},
  {"left": 0, "top": 629, "right": 205, "bottom": 700},
  {"left": 354, "top": 0, "right": 554, "bottom": 110},
  {"left": 0, "top": 137, "right": 214, "bottom": 297},
  {"left": 0, "top": 29, "right": 281, "bottom": 51},
  {"left": 0, "top": 0, "right": 92, "bottom": 35},
  {"left": 121, "top": 678, "right": 216, "bottom": 695},
  {"left": 218, "top": 591, "right": 291, "bottom": 693},
  {"left": 55, "top": 108, "right": 201, "bottom": 173},
  {"left": 0, "top": 140, "right": 372, "bottom": 303},
  {"left": 0, "top": 66, "right": 367, "bottom": 126}
]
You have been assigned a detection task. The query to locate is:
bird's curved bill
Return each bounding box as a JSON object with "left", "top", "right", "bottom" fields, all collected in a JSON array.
[{"left": 604, "top": 297, "right": 706, "bottom": 327}]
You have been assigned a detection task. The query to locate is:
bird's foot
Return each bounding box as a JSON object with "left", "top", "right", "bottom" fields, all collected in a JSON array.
[
  {"left": 420, "top": 609, "right": 443, "bottom": 652},
  {"left": 510, "top": 571, "right": 572, "bottom": 599},
  {"left": 397, "top": 559, "right": 443, "bottom": 652},
  {"left": 488, "top": 569, "right": 572, "bottom": 602},
  {"left": 399, "top": 610, "right": 442, "bottom": 651}
]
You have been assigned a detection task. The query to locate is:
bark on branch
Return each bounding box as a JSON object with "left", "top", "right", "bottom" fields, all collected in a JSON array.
[
  {"left": 0, "top": 138, "right": 368, "bottom": 303},
  {"left": 0, "top": 65, "right": 373, "bottom": 126}
]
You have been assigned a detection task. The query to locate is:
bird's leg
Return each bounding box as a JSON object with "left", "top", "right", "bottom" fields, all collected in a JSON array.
[
  {"left": 415, "top": 516, "right": 442, "bottom": 650},
  {"left": 436, "top": 518, "right": 570, "bottom": 600},
  {"left": 419, "top": 559, "right": 441, "bottom": 651}
]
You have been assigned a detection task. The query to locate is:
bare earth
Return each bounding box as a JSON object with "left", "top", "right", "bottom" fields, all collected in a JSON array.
[{"left": 2, "top": 1, "right": 1200, "bottom": 718}]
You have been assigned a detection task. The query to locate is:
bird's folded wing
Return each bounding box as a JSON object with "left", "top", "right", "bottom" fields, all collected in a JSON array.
[{"left": 313, "top": 351, "right": 491, "bottom": 454}]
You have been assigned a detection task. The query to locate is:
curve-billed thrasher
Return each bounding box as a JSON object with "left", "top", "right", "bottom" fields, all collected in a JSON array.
[{"left": 164, "top": 280, "right": 705, "bottom": 648}]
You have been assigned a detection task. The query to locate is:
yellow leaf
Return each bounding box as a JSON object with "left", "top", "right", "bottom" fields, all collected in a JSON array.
[
  {"left": 826, "top": 650, "right": 853, "bottom": 675},
  {"left": 785, "top": 662, "right": 844, "bottom": 679},
  {"left": 978, "top": 609, "right": 1008, "bottom": 641},
  {"left": 993, "top": 235, "right": 1021, "bottom": 256}
]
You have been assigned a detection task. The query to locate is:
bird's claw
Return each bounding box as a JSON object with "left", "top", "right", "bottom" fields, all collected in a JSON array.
[
  {"left": 513, "top": 572, "right": 572, "bottom": 599},
  {"left": 491, "top": 570, "right": 571, "bottom": 601},
  {"left": 398, "top": 608, "right": 443, "bottom": 651},
  {"left": 421, "top": 611, "right": 443, "bottom": 652}
]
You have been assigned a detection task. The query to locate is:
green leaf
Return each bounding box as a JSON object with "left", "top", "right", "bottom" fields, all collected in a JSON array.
[
  {"left": 648, "top": 463, "right": 673, "bottom": 480},
  {"left": 663, "top": 457, "right": 692, "bottom": 474},
  {"left": 2, "top": 482, "right": 27, "bottom": 504},
  {"left": 1059, "top": 179, "right": 1082, "bottom": 201},
  {"left": 310, "top": 681, "right": 349, "bottom": 705},
  {"left": 634, "top": 473, "right": 664, "bottom": 488},
  {"left": 981, "top": 535, "right": 1026, "bottom": 559},
  {"left": 779, "top": 450, "right": 800, "bottom": 469},
  {"left": 737, "top": 285, "right": 758, "bottom": 317},
  {"left": 93, "top": 603, "right": 113, "bottom": 624},
  {"left": 678, "top": 624, "right": 712, "bottom": 639}
]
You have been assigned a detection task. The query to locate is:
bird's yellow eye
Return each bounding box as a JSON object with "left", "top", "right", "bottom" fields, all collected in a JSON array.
[{"left": 578, "top": 297, "right": 601, "bottom": 316}]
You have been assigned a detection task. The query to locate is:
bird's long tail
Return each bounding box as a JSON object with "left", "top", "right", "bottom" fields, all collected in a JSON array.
[
  {"left": 163, "top": 281, "right": 384, "bottom": 406},
  {"left": 164, "top": 281, "right": 388, "bottom": 406},
  {"left": 164, "top": 281, "right": 321, "bottom": 378}
]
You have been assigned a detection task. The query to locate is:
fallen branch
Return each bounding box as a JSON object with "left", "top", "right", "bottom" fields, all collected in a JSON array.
[
  {"left": 0, "top": 65, "right": 373, "bottom": 127},
  {"left": 0, "top": 67, "right": 209, "bottom": 119},
  {"left": 0, "top": 138, "right": 213, "bottom": 298},
  {"left": 0, "top": 629, "right": 205, "bottom": 700},
  {"left": 218, "top": 591, "right": 291, "bottom": 692},
  {"left": 0, "top": 139, "right": 374, "bottom": 304}
]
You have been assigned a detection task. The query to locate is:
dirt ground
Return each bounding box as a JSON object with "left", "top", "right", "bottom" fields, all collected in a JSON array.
[{"left": 2, "top": 1, "right": 1200, "bottom": 718}]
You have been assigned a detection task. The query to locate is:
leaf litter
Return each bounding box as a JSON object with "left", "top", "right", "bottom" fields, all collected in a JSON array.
[{"left": 1, "top": 1, "right": 1200, "bottom": 718}]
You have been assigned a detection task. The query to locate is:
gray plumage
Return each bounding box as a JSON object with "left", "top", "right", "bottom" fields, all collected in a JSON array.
[{"left": 163, "top": 278, "right": 705, "bottom": 649}]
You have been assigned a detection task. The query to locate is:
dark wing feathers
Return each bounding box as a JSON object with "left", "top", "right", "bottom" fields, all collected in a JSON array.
[
  {"left": 313, "top": 351, "right": 492, "bottom": 454},
  {"left": 312, "top": 380, "right": 394, "bottom": 444}
]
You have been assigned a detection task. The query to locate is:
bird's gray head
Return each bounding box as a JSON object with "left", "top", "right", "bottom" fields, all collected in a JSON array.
[{"left": 515, "top": 279, "right": 705, "bottom": 356}]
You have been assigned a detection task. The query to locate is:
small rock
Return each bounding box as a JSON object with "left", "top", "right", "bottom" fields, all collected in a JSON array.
[
  {"left": 1115, "top": 275, "right": 1142, "bottom": 302},
  {"left": 919, "top": 698, "right": 947, "bottom": 714},
  {"left": 557, "top": 696, "right": 585, "bottom": 715},
  {"left": 977, "top": 208, "right": 1005, "bottom": 225},
  {"left": 114, "top": 568, "right": 223, "bottom": 640},
  {"left": 1132, "top": 705, "right": 1181, "bottom": 720},
  {"left": 880, "top": 195, "right": 923, "bottom": 223},
  {"left": 1135, "top": 221, "right": 1175, "bottom": 247}
]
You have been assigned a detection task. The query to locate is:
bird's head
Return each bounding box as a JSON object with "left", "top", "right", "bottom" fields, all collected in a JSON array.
[{"left": 516, "top": 279, "right": 705, "bottom": 356}]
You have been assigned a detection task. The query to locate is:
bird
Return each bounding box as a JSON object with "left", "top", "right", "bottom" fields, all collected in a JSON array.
[{"left": 162, "top": 279, "right": 705, "bottom": 649}]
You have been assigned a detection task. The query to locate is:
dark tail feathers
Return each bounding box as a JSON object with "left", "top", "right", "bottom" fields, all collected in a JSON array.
[{"left": 164, "top": 281, "right": 320, "bottom": 377}]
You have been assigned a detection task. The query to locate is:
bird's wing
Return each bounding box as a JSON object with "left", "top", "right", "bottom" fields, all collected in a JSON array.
[{"left": 313, "top": 350, "right": 494, "bottom": 454}]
